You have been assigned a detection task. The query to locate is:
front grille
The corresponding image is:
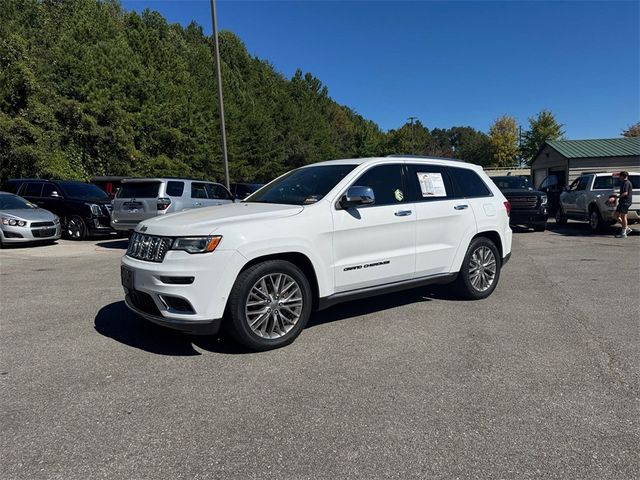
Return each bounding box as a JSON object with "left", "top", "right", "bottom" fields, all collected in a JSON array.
[
  {"left": 103, "top": 204, "right": 113, "bottom": 215},
  {"left": 128, "top": 290, "right": 161, "bottom": 316},
  {"left": 126, "top": 232, "right": 173, "bottom": 262},
  {"left": 508, "top": 196, "right": 538, "bottom": 210},
  {"left": 31, "top": 221, "right": 55, "bottom": 228},
  {"left": 32, "top": 228, "right": 56, "bottom": 238}
]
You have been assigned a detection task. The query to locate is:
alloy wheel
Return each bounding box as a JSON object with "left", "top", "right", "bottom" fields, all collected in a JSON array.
[
  {"left": 468, "top": 246, "right": 497, "bottom": 292},
  {"left": 589, "top": 211, "right": 599, "bottom": 230},
  {"left": 245, "top": 273, "right": 303, "bottom": 339},
  {"left": 67, "top": 218, "right": 83, "bottom": 239}
]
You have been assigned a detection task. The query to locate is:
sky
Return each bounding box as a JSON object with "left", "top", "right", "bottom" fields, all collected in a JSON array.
[{"left": 121, "top": 0, "right": 640, "bottom": 139}]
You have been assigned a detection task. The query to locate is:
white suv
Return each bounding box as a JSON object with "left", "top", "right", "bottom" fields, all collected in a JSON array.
[{"left": 120, "top": 157, "right": 512, "bottom": 350}]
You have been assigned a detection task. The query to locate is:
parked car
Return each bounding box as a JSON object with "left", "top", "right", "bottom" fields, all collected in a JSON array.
[
  {"left": 0, "top": 192, "right": 61, "bottom": 246},
  {"left": 0, "top": 179, "right": 113, "bottom": 240},
  {"left": 111, "top": 178, "right": 235, "bottom": 234},
  {"left": 230, "top": 182, "right": 264, "bottom": 200},
  {"left": 120, "top": 157, "right": 512, "bottom": 351},
  {"left": 537, "top": 174, "right": 564, "bottom": 215},
  {"left": 556, "top": 172, "right": 640, "bottom": 232},
  {"left": 491, "top": 176, "right": 548, "bottom": 231}
]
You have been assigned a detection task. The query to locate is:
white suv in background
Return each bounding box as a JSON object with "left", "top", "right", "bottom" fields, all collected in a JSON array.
[{"left": 120, "top": 157, "right": 512, "bottom": 350}]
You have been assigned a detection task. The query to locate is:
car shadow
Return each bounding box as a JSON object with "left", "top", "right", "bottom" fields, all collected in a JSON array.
[
  {"left": 95, "top": 286, "right": 458, "bottom": 356},
  {"left": 546, "top": 220, "right": 625, "bottom": 237},
  {"left": 96, "top": 239, "right": 129, "bottom": 249},
  {"left": 0, "top": 240, "right": 60, "bottom": 249}
]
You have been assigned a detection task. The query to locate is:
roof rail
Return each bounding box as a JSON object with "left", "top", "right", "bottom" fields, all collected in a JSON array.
[{"left": 385, "top": 154, "right": 465, "bottom": 162}]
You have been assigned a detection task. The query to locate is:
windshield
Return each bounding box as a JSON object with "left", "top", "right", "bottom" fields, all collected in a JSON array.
[
  {"left": 60, "top": 182, "right": 109, "bottom": 200},
  {"left": 246, "top": 164, "right": 357, "bottom": 205},
  {"left": 0, "top": 194, "right": 37, "bottom": 210},
  {"left": 492, "top": 176, "right": 532, "bottom": 191}
]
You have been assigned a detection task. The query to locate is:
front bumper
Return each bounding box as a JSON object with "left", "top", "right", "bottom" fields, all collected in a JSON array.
[
  {"left": 120, "top": 248, "right": 247, "bottom": 333},
  {"left": 1, "top": 224, "right": 61, "bottom": 243},
  {"left": 509, "top": 210, "right": 548, "bottom": 226},
  {"left": 87, "top": 215, "right": 114, "bottom": 234}
]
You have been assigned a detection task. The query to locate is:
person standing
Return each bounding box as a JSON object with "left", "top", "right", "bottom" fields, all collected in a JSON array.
[{"left": 608, "top": 171, "right": 633, "bottom": 238}]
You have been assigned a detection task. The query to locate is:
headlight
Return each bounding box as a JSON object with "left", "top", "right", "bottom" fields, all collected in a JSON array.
[
  {"left": 89, "top": 204, "right": 102, "bottom": 216},
  {"left": 1, "top": 217, "right": 27, "bottom": 227},
  {"left": 171, "top": 236, "right": 222, "bottom": 254},
  {"left": 540, "top": 195, "right": 548, "bottom": 205},
  {"left": 54, "top": 216, "right": 60, "bottom": 224}
]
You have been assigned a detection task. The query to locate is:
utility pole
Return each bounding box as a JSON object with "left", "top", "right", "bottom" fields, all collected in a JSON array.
[
  {"left": 407, "top": 116, "right": 418, "bottom": 154},
  {"left": 209, "top": 0, "right": 230, "bottom": 189}
]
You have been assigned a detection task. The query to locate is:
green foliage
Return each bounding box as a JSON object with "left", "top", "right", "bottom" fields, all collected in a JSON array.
[
  {"left": 521, "top": 109, "right": 564, "bottom": 164},
  {"left": 489, "top": 115, "right": 520, "bottom": 167},
  {"left": 622, "top": 122, "right": 640, "bottom": 137}
]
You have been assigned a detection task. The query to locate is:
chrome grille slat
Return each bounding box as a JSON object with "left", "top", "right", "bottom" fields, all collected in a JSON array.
[{"left": 127, "top": 233, "right": 172, "bottom": 263}]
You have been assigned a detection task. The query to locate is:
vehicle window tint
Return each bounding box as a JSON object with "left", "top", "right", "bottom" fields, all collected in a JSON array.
[
  {"left": 353, "top": 164, "right": 405, "bottom": 206},
  {"left": 449, "top": 167, "right": 492, "bottom": 198},
  {"left": 191, "top": 182, "right": 208, "bottom": 199},
  {"left": 206, "top": 184, "right": 231, "bottom": 200},
  {"left": 23, "top": 183, "right": 43, "bottom": 197},
  {"left": 165, "top": 181, "right": 184, "bottom": 197},
  {"left": 42, "top": 183, "right": 61, "bottom": 197},
  {"left": 593, "top": 175, "right": 640, "bottom": 190},
  {"left": 576, "top": 177, "right": 589, "bottom": 191},
  {"left": 118, "top": 182, "right": 160, "bottom": 198},
  {"left": 407, "top": 164, "right": 453, "bottom": 201}
]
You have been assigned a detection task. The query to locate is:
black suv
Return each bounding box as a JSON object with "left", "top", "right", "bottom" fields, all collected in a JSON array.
[
  {"left": 491, "top": 176, "right": 549, "bottom": 232},
  {"left": 1, "top": 179, "right": 114, "bottom": 240}
]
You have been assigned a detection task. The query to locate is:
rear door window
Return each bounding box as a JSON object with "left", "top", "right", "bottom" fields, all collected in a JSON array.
[
  {"left": 23, "top": 183, "right": 43, "bottom": 197},
  {"left": 406, "top": 164, "right": 454, "bottom": 202},
  {"left": 191, "top": 182, "right": 208, "bottom": 199},
  {"left": 448, "top": 167, "right": 492, "bottom": 198},
  {"left": 165, "top": 181, "right": 185, "bottom": 197},
  {"left": 118, "top": 182, "right": 160, "bottom": 198}
]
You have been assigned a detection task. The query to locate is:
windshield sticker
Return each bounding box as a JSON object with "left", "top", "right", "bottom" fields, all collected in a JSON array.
[
  {"left": 417, "top": 172, "right": 447, "bottom": 197},
  {"left": 394, "top": 189, "right": 404, "bottom": 202}
]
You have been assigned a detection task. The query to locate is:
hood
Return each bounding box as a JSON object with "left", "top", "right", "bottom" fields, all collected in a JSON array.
[
  {"left": 0, "top": 208, "right": 57, "bottom": 222},
  {"left": 500, "top": 189, "right": 541, "bottom": 196},
  {"left": 138, "top": 202, "right": 304, "bottom": 236}
]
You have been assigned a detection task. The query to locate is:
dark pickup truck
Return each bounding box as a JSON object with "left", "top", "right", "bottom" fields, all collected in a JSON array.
[{"left": 491, "top": 176, "right": 549, "bottom": 232}]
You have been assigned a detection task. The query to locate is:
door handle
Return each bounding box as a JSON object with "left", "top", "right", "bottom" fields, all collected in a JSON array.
[
  {"left": 454, "top": 204, "right": 469, "bottom": 210},
  {"left": 194, "top": 202, "right": 202, "bottom": 207},
  {"left": 394, "top": 210, "right": 412, "bottom": 216}
]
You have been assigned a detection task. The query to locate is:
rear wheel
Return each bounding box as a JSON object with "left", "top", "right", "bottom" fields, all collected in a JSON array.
[
  {"left": 226, "top": 260, "right": 312, "bottom": 351},
  {"left": 64, "top": 215, "right": 87, "bottom": 240},
  {"left": 555, "top": 207, "right": 567, "bottom": 226},
  {"left": 453, "top": 237, "right": 501, "bottom": 300},
  {"left": 589, "top": 207, "right": 605, "bottom": 232}
]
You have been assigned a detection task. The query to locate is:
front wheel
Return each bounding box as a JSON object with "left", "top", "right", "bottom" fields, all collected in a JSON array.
[
  {"left": 226, "top": 260, "right": 313, "bottom": 351},
  {"left": 454, "top": 237, "right": 501, "bottom": 300},
  {"left": 64, "top": 215, "right": 87, "bottom": 240},
  {"left": 555, "top": 207, "right": 567, "bottom": 226}
]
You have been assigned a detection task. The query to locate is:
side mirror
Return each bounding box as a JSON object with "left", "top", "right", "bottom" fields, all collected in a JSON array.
[
  {"left": 340, "top": 186, "right": 375, "bottom": 209},
  {"left": 50, "top": 191, "right": 61, "bottom": 198}
]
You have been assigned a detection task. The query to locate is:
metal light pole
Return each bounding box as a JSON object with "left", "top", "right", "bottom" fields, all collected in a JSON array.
[
  {"left": 408, "top": 116, "right": 417, "bottom": 154},
  {"left": 210, "top": 0, "right": 230, "bottom": 189}
]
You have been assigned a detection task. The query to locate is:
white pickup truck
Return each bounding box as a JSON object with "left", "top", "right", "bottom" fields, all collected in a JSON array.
[{"left": 556, "top": 172, "right": 640, "bottom": 232}]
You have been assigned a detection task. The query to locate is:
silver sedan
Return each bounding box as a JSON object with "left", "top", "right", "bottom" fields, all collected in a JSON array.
[{"left": 0, "top": 192, "right": 61, "bottom": 246}]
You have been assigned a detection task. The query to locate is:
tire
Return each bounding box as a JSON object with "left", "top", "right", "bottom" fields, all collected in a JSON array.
[
  {"left": 453, "top": 237, "right": 501, "bottom": 300},
  {"left": 533, "top": 222, "right": 546, "bottom": 232},
  {"left": 226, "top": 260, "right": 313, "bottom": 351},
  {"left": 64, "top": 215, "right": 87, "bottom": 240},
  {"left": 588, "top": 207, "right": 605, "bottom": 233},
  {"left": 555, "top": 207, "right": 567, "bottom": 226}
]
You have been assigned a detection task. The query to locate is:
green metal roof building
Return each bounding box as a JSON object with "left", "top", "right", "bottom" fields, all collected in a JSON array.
[{"left": 531, "top": 137, "right": 640, "bottom": 188}]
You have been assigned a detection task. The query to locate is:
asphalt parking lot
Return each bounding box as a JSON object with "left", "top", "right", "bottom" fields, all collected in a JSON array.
[{"left": 1, "top": 222, "right": 639, "bottom": 480}]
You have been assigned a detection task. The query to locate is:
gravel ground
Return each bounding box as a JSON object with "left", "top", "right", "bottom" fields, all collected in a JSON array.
[{"left": 1, "top": 222, "right": 638, "bottom": 479}]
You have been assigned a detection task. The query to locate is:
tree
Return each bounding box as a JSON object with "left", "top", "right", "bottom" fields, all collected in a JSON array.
[
  {"left": 521, "top": 109, "right": 564, "bottom": 164},
  {"left": 622, "top": 122, "right": 640, "bottom": 137},
  {"left": 488, "top": 115, "right": 519, "bottom": 167}
]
